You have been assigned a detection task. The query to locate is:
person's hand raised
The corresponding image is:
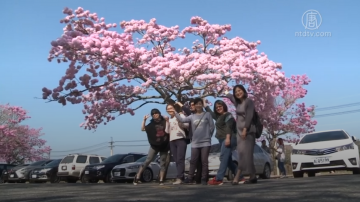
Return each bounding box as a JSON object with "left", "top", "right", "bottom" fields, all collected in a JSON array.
[{"left": 143, "top": 115, "right": 150, "bottom": 121}]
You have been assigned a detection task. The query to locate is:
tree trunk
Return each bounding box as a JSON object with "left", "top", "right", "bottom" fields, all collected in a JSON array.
[{"left": 269, "top": 137, "right": 278, "bottom": 175}]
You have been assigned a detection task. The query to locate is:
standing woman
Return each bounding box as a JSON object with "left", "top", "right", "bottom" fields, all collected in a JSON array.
[
  {"left": 133, "top": 108, "right": 170, "bottom": 186},
  {"left": 274, "top": 138, "right": 287, "bottom": 178},
  {"left": 165, "top": 103, "right": 189, "bottom": 185},
  {"left": 203, "top": 98, "right": 239, "bottom": 185},
  {"left": 225, "top": 85, "right": 258, "bottom": 184},
  {"left": 170, "top": 98, "right": 215, "bottom": 185}
]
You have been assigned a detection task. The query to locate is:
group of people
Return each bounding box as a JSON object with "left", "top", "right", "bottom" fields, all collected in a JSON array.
[{"left": 133, "top": 84, "right": 287, "bottom": 186}]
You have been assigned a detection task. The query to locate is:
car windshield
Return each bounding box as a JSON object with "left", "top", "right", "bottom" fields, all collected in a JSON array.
[
  {"left": 136, "top": 156, "right": 147, "bottom": 162},
  {"left": 29, "top": 161, "right": 46, "bottom": 166},
  {"left": 45, "top": 159, "right": 62, "bottom": 167},
  {"left": 102, "top": 154, "right": 126, "bottom": 163},
  {"left": 299, "top": 131, "right": 349, "bottom": 144}
]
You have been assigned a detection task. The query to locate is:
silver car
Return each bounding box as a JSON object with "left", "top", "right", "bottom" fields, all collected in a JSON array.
[
  {"left": 111, "top": 155, "right": 178, "bottom": 183},
  {"left": 185, "top": 143, "right": 274, "bottom": 179}
]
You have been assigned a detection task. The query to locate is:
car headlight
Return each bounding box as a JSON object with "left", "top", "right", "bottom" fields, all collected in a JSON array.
[
  {"left": 41, "top": 168, "right": 51, "bottom": 173},
  {"left": 335, "top": 143, "right": 354, "bottom": 152},
  {"left": 292, "top": 149, "right": 306, "bottom": 155},
  {"left": 95, "top": 165, "right": 105, "bottom": 169},
  {"left": 19, "top": 168, "right": 27, "bottom": 173},
  {"left": 127, "top": 165, "right": 140, "bottom": 169}
]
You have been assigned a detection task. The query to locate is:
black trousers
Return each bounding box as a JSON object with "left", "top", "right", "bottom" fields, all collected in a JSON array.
[{"left": 188, "top": 146, "right": 210, "bottom": 182}]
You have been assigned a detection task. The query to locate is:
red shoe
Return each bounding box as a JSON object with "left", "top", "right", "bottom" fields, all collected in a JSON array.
[
  {"left": 238, "top": 178, "right": 246, "bottom": 184},
  {"left": 208, "top": 177, "right": 223, "bottom": 185}
]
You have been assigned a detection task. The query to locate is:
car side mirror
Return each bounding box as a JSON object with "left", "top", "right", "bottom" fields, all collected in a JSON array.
[{"left": 352, "top": 136, "right": 357, "bottom": 142}]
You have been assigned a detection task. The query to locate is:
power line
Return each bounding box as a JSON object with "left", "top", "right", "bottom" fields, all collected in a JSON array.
[
  {"left": 51, "top": 142, "right": 108, "bottom": 153},
  {"left": 114, "top": 140, "right": 147, "bottom": 142},
  {"left": 51, "top": 146, "right": 109, "bottom": 157},
  {"left": 315, "top": 109, "right": 360, "bottom": 118},
  {"left": 51, "top": 140, "right": 148, "bottom": 153},
  {"left": 112, "top": 145, "right": 148, "bottom": 147},
  {"left": 316, "top": 102, "right": 360, "bottom": 111}
]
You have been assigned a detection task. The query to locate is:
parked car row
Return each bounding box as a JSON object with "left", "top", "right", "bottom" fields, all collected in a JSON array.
[
  {"left": 3, "top": 129, "right": 357, "bottom": 184},
  {"left": 1, "top": 144, "right": 274, "bottom": 184},
  {"left": 185, "top": 143, "right": 274, "bottom": 179}
]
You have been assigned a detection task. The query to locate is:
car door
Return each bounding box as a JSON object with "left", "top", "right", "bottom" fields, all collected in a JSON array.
[{"left": 75, "top": 155, "right": 88, "bottom": 177}]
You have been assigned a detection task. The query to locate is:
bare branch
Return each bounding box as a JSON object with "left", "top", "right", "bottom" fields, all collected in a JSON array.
[{"left": 132, "top": 101, "right": 166, "bottom": 111}]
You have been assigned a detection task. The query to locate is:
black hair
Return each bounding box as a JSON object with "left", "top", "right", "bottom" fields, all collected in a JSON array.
[
  {"left": 150, "top": 108, "right": 164, "bottom": 122},
  {"left": 189, "top": 98, "right": 195, "bottom": 105},
  {"left": 166, "top": 103, "right": 182, "bottom": 113},
  {"left": 193, "top": 97, "right": 203, "bottom": 106},
  {"left": 213, "top": 100, "right": 228, "bottom": 116},
  {"left": 233, "top": 84, "right": 248, "bottom": 104}
]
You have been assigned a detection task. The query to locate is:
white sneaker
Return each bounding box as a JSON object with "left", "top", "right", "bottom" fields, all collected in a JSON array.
[{"left": 173, "top": 179, "right": 183, "bottom": 185}]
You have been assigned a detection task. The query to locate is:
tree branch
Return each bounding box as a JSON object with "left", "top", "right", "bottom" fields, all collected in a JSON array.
[{"left": 132, "top": 100, "right": 166, "bottom": 111}]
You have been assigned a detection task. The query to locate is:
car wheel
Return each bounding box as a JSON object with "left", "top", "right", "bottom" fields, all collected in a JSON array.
[
  {"left": 353, "top": 168, "right": 360, "bottom": 174},
  {"left": 260, "top": 163, "right": 271, "bottom": 179},
  {"left": 307, "top": 172, "right": 316, "bottom": 177},
  {"left": 81, "top": 175, "right": 89, "bottom": 183},
  {"left": 50, "top": 176, "right": 60, "bottom": 183},
  {"left": 104, "top": 173, "right": 112, "bottom": 183},
  {"left": 141, "top": 168, "right": 153, "bottom": 183},
  {"left": 293, "top": 171, "right": 304, "bottom": 178}
]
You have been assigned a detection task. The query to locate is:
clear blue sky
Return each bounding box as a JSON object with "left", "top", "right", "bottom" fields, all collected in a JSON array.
[{"left": 1, "top": 0, "right": 359, "bottom": 159}]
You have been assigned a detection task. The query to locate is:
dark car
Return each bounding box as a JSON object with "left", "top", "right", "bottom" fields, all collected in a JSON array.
[
  {"left": 8, "top": 160, "right": 54, "bottom": 182},
  {"left": 82, "top": 153, "right": 146, "bottom": 183},
  {"left": 6, "top": 164, "right": 30, "bottom": 183},
  {"left": 29, "top": 159, "right": 62, "bottom": 183},
  {"left": 0, "top": 164, "right": 18, "bottom": 183}
]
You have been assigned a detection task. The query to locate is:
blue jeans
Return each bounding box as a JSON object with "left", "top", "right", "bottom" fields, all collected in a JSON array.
[
  {"left": 278, "top": 161, "right": 286, "bottom": 176},
  {"left": 215, "top": 136, "right": 238, "bottom": 181}
]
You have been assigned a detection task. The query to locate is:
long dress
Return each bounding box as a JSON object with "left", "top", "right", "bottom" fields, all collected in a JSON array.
[{"left": 226, "top": 93, "right": 256, "bottom": 176}]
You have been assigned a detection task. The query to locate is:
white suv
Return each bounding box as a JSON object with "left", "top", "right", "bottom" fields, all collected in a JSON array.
[
  {"left": 291, "top": 129, "right": 360, "bottom": 178},
  {"left": 57, "top": 154, "right": 106, "bottom": 183}
]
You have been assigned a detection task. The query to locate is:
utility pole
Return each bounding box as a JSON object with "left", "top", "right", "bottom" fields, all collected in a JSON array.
[{"left": 109, "top": 137, "right": 114, "bottom": 156}]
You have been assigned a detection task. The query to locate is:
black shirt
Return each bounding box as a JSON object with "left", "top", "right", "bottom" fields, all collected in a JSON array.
[{"left": 145, "top": 119, "right": 169, "bottom": 152}]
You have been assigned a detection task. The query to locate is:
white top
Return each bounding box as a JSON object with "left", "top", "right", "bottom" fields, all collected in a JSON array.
[
  {"left": 275, "top": 145, "right": 286, "bottom": 162},
  {"left": 165, "top": 114, "right": 189, "bottom": 141}
]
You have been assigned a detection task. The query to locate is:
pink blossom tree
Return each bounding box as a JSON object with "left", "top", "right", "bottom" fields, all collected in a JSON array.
[
  {"left": 223, "top": 74, "right": 317, "bottom": 144},
  {"left": 41, "top": 7, "right": 286, "bottom": 130},
  {"left": 0, "top": 104, "right": 51, "bottom": 164}
]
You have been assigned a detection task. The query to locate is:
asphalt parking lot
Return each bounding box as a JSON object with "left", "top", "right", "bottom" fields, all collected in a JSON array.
[{"left": 0, "top": 175, "right": 359, "bottom": 202}]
